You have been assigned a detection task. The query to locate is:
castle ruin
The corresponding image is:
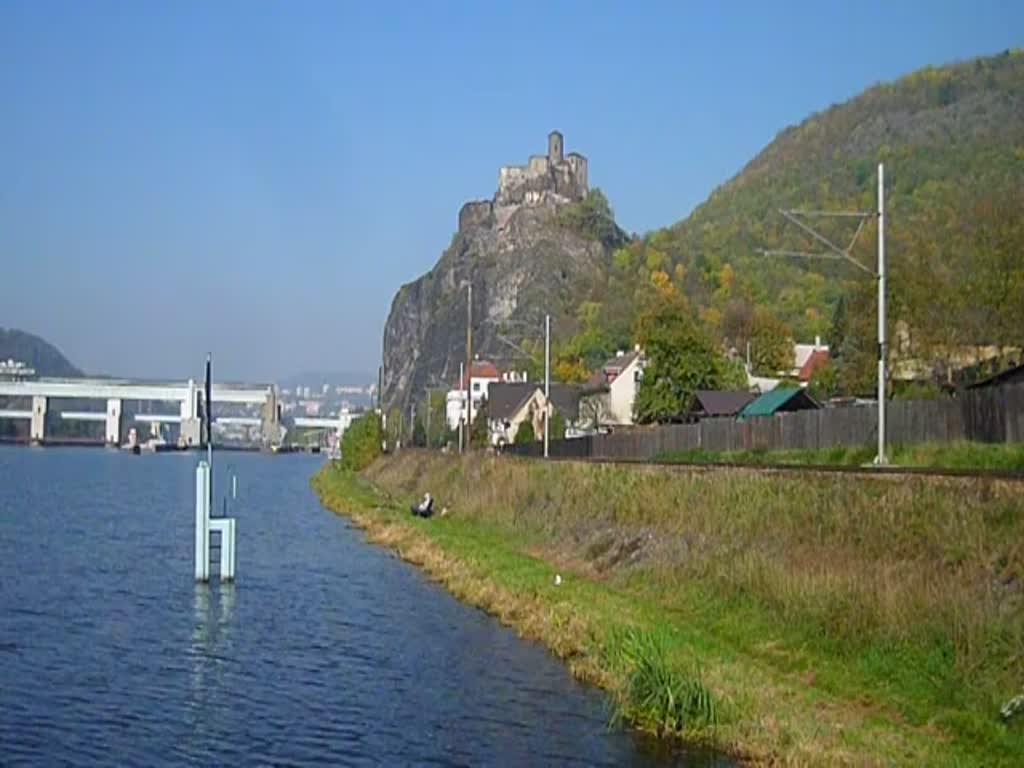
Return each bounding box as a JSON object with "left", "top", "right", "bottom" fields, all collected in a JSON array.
[{"left": 459, "top": 130, "right": 589, "bottom": 232}]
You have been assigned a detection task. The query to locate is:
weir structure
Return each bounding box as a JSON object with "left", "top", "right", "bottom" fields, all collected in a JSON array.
[{"left": 0, "top": 377, "right": 281, "bottom": 447}]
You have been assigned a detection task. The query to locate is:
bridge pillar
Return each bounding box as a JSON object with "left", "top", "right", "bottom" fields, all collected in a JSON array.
[
  {"left": 179, "top": 378, "right": 202, "bottom": 447},
  {"left": 260, "top": 388, "right": 282, "bottom": 447},
  {"left": 30, "top": 396, "right": 47, "bottom": 443},
  {"left": 105, "top": 398, "right": 123, "bottom": 445}
]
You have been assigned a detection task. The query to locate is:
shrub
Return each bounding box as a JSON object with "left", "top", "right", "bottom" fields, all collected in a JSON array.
[
  {"left": 514, "top": 421, "right": 536, "bottom": 444},
  {"left": 339, "top": 413, "right": 382, "bottom": 471}
]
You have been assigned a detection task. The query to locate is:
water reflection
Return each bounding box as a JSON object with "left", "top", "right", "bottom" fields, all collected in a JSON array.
[{"left": 186, "top": 583, "right": 237, "bottom": 758}]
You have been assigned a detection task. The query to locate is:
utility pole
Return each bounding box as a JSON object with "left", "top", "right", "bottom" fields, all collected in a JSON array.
[
  {"left": 876, "top": 164, "right": 887, "bottom": 466},
  {"left": 544, "top": 314, "right": 551, "bottom": 459},
  {"left": 465, "top": 281, "right": 473, "bottom": 424},
  {"left": 458, "top": 361, "right": 465, "bottom": 454},
  {"left": 756, "top": 163, "right": 887, "bottom": 464},
  {"left": 376, "top": 365, "right": 383, "bottom": 414}
]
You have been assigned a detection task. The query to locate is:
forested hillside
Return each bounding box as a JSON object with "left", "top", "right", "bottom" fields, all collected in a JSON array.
[{"left": 547, "top": 50, "right": 1024, "bottom": 396}]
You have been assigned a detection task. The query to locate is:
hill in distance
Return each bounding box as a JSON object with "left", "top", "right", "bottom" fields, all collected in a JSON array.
[
  {"left": 532, "top": 49, "right": 1024, "bottom": 396},
  {"left": 0, "top": 328, "right": 82, "bottom": 377}
]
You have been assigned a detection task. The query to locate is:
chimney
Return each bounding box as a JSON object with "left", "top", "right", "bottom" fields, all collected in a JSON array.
[
  {"left": 815, "top": 335, "right": 822, "bottom": 348},
  {"left": 616, "top": 350, "right": 625, "bottom": 358}
]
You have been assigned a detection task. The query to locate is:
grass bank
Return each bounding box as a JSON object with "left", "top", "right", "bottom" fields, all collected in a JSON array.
[
  {"left": 657, "top": 440, "right": 1024, "bottom": 471},
  {"left": 313, "top": 452, "right": 1024, "bottom": 765}
]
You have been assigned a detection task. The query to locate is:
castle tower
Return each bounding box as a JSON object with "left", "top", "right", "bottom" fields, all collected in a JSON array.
[{"left": 548, "top": 130, "right": 564, "bottom": 164}]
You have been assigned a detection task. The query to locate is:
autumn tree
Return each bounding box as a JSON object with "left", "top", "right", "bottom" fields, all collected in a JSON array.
[
  {"left": 633, "top": 278, "right": 726, "bottom": 423},
  {"left": 749, "top": 308, "right": 793, "bottom": 376}
]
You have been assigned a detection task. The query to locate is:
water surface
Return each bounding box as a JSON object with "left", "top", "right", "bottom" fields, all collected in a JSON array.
[{"left": 0, "top": 447, "right": 727, "bottom": 766}]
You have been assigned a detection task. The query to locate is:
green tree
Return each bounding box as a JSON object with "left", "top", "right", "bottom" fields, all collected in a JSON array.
[
  {"left": 470, "top": 397, "right": 489, "bottom": 448},
  {"left": 749, "top": 308, "right": 793, "bottom": 376},
  {"left": 423, "top": 389, "right": 448, "bottom": 448},
  {"left": 807, "top": 359, "right": 840, "bottom": 402},
  {"left": 720, "top": 357, "right": 750, "bottom": 390},
  {"left": 633, "top": 286, "right": 726, "bottom": 423},
  {"left": 339, "top": 413, "right": 382, "bottom": 471},
  {"left": 412, "top": 417, "right": 427, "bottom": 447},
  {"left": 549, "top": 411, "right": 567, "bottom": 440},
  {"left": 556, "top": 188, "right": 626, "bottom": 247},
  {"left": 514, "top": 420, "right": 536, "bottom": 444}
]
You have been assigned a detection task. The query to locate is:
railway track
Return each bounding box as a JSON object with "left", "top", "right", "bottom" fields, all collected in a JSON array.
[{"left": 507, "top": 452, "right": 1024, "bottom": 482}]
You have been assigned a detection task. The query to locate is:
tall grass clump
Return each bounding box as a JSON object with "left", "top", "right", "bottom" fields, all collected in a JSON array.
[{"left": 604, "top": 626, "right": 718, "bottom": 734}]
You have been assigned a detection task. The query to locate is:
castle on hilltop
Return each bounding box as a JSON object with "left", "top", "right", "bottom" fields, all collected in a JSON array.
[
  {"left": 459, "top": 131, "right": 589, "bottom": 232},
  {"left": 496, "top": 130, "right": 588, "bottom": 205}
]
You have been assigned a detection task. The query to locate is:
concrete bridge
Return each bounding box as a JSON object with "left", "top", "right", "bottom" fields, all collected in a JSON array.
[{"left": 0, "top": 377, "right": 281, "bottom": 447}]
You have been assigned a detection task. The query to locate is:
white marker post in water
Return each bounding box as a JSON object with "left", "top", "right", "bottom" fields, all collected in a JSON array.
[{"left": 194, "top": 354, "right": 237, "bottom": 582}]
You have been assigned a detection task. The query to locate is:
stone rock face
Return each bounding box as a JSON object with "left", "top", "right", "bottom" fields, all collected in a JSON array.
[{"left": 381, "top": 133, "right": 609, "bottom": 414}]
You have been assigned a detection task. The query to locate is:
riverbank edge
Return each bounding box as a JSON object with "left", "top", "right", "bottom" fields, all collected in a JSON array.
[
  {"left": 309, "top": 460, "right": 999, "bottom": 766},
  {"left": 310, "top": 465, "right": 741, "bottom": 760}
]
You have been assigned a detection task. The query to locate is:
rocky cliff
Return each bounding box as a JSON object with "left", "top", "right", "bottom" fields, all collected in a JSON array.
[{"left": 381, "top": 132, "right": 621, "bottom": 412}]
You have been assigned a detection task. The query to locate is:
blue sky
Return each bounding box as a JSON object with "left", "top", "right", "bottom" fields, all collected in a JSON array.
[{"left": 2, "top": 1, "right": 1021, "bottom": 382}]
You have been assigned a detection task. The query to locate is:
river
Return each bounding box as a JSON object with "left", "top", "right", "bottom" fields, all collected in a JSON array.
[{"left": 0, "top": 447, "right": 728, "bottom": 766}]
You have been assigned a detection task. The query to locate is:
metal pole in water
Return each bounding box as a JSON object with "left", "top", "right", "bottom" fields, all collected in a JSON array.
[
  {"left": 205, "top": 354, "right": 213, "bottom": 501},
  {"left": 194, "top": 462, "right": 210, "bottom": 581},
  {"left": 194, "top": 352, "right": 237, "bottom": 582}
]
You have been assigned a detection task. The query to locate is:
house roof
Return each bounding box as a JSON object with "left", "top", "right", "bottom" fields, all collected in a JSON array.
[
  {"left": 798, "top": 349, "right": 830, "bottom": 382},
  {"left": 602, "top": 350, "right": 640, "bottom": 373},
  {"left": 691, "top": 390, "right": 755, "bottom": 417},
  {"left": 793, "top": 343, "right": 828, "bottom": 372},
  {"left": 739, "top": 387, "right": 820, "bottom": 418},
  {"left": 967, "top": 362, "right": 1024, "bottom": 389},
  {"left": 484, "top": 381, "right": 582, "bottom": 422},
  {"left": 587, "top": 350, "right": 641, "bottom": 389},
  {"left": 547, "top": 383, "right": 582, "bottom": 421},
  {"left": 453, "top": 360, "right": 502, "bottom": 389},
  {"left": 486, "top": 382, "right": 539, "bottom": 421}
]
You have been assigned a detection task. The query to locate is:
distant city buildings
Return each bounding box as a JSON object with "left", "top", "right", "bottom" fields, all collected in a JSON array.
[
  {"left": 0, "top": 359, "right": 36, "bottom": 380},
  {"left": 273, "top": 377, "right": 376, "bottom": 433}
]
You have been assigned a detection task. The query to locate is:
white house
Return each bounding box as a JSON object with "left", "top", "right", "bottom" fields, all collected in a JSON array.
[
  {"left": 486, "top": 381, "right": 583, "bottom": 446},
  {"left": 582, "top": 348, "right": 645, "bottom": 427},
  {"left": 747, "top": 336, "right": 830, "bottom": 392},
  {"left": 445, "top": 360, "right": 502, "bottom": 430}
]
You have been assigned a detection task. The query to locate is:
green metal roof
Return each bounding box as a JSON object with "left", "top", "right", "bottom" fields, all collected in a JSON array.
[{"left": 738, "top": 388, "right": 806, "bottom": 418}]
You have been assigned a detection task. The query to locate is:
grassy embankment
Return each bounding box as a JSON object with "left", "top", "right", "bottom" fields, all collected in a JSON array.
[
  {"left": 313, "top": 451, "right": 1024, "bottom": 765},
  {"left": 658, "top": 440, "right": 1024, "bottom": 472}
]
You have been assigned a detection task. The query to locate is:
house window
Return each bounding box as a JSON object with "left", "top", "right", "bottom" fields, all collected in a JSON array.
[{"left": 473, "top": 382, "right": 481, "bottom": 392}]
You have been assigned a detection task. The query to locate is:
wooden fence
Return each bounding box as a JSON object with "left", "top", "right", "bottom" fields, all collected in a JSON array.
[{"left": 504, "top": 383, "right": 1024, "bottom": 461}]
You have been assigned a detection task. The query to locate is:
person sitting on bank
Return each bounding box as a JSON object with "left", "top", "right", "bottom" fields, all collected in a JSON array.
[{"left": 410, "top": 493, "right": 433, "bottom": 518}]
